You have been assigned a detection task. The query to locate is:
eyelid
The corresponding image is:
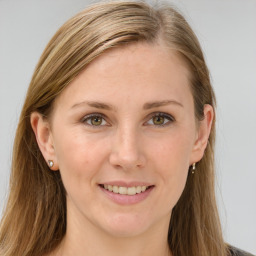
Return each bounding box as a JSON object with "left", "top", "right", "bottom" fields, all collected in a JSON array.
[
  {"left": 80, "top": 112, "right": 174, "bottom": 128},
  {"left": 145, "top": 112, "right": 175, "bottom": 126},
  {"left": 81, "top": 113, "right": 109, "bottom": 127}
]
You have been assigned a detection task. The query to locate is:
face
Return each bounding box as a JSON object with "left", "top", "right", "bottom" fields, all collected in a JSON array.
[{"left": 34, "top": 42, "right": 211, "bottom": 238}]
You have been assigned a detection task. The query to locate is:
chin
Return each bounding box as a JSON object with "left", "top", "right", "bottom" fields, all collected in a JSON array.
[{"left": 102, "top": 213, "right": 152, "bottom": 238}]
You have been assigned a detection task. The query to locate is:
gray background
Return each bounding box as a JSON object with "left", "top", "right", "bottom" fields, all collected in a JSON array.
[{"left": 0, "top": 0, "right": 255, "bottom": 253}]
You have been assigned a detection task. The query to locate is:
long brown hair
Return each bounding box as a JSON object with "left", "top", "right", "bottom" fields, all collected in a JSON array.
[{"left": 0, "top": 1, "right": 227, "bottom": 255}]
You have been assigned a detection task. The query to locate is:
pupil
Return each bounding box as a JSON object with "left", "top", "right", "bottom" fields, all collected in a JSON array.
[
  {"left": 92, "top": 117, "right": 102, "bottom": 125},
  {"left": 153, "top": 116, "right": 164, "bottom": 125}
]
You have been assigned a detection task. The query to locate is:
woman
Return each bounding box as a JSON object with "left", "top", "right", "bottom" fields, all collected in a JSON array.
[{"left": 0, "top": 1, "right": 254, "bottom": 256}]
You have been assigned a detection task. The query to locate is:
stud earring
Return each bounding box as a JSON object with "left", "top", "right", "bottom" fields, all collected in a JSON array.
[
  {"left": 48, "top": 160, "right": 54, "bottom": 168},
  {"left": 191, "top": 163, "right": 196, "bottom": 174}
]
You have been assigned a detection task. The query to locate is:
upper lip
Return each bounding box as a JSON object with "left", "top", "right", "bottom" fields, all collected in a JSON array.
[{"left": 99, "top": 181, "right": 154, "bottom": 187}]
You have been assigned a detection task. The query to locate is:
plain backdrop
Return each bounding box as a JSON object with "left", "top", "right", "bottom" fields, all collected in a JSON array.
[{"left": 0, "top": 0, "right": 255, "bottom": 254}]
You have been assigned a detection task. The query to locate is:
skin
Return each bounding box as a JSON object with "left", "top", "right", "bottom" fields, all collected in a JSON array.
[{"left": 31, "top": 42, "right": 213, "bottom": 256}]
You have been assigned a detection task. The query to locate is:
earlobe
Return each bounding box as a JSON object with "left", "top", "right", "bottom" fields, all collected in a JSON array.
[
  {"left": 30, "top": 112, "right": 59, "bottom": 171},
  {"left": 191, "top": 104, "right": 214, "bottom": 163}
]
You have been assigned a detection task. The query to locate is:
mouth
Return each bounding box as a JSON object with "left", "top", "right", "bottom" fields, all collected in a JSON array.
[{"left": 99, "top": 184, "right": 154, "bottom": 196}]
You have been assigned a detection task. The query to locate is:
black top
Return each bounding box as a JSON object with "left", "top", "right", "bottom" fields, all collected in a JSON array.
[{"left": 229, "top": 246, "right": 255, "bottom": 256}]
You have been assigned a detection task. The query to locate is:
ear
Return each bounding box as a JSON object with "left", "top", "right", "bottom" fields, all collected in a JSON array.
[
  {"left": 190, "top": 104, "right": 214, "bottom": 165},
  {"left": 30, "top": 112, "right": 59, "bottom": 171}
]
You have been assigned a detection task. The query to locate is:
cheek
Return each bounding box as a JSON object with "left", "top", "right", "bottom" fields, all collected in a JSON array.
[
  {"left": 149, "top": 128, "right": 194, "bottom": 171},
  {"left": 53, "top": 128, "right": 110, "bottom": 190},
  {"left": 147, "top": 129, "right": 194, "bottom": 205}
]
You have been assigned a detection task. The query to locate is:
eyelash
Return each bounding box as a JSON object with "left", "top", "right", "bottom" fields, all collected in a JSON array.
[
  {"left": 81, "top": 112, "right": 175, "bottom": 128},
  {"left": 81, "top": 113, "right": 107, "bottom": 128},
  {"left": 146, "top": 112, "right": 175, "bottom": 127}
]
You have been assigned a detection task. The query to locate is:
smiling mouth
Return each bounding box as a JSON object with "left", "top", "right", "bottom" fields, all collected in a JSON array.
[{"left": 99, "top": 184, "right": 154, "bottom": 196}]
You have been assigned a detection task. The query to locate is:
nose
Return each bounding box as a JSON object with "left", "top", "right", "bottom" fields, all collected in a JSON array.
[{"left": 109, "top": 126, "right": 146, "bottom": 171}]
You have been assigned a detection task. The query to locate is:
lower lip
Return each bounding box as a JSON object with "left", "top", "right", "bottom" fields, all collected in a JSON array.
[{"left": 99, "top": 186, "right": 154, "bottom": 205}]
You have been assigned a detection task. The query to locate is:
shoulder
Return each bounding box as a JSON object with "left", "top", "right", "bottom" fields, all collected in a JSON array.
[{"left": 228, "top": 246, "right": 255, "bottom": 256}]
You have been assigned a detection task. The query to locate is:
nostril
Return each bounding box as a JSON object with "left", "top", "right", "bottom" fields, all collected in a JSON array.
[{"left": 109, "top": 150, "right": 146, "bottom": 170}]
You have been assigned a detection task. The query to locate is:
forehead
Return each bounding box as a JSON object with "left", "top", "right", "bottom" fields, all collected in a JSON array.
[
  {"left": 86, "top": 42, "right": 190, "bottom": 81},
  {"left": 54, "top": 42, "right": 193, "bottom": 110}
]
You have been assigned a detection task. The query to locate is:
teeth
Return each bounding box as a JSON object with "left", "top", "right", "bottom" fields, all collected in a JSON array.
[
  {"left": 136, "top": 186, "right": 142, "bottom": 193},
  {"left": 113, "top": 186, "right": 119, "bottom": 193},
  {"left": 102, "top": 185, "right": 150, "bottom": 195},
  {"left": 119, "top": 187, "right": 127, "bottom": 195},
  {"left": 127, "top": 187, "right": 136, "bottom": 195}
]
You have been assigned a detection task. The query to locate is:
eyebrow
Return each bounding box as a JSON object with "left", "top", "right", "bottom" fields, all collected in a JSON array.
[
  {"left": 71, "top": 99, "right": 183, "bottom": 111},
  {"left": 71, "top": 101, "right": 117, "bottom": 111},
  {"left": 143, "top": 100, "right": 184, "bottom": 109}
]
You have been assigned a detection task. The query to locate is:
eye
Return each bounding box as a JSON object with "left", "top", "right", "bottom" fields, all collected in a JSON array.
[
  {"left": 146, "top": 113, "right": 174, "bottom": 127},
  {"left": 82, "top": 114, "right": 107, "bottom": 127}
]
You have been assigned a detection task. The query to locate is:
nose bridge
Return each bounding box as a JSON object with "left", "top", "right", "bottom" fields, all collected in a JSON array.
[
  {"left": 120, "top": 124, "right": 138, "bottom": 155},
  {"left": 109, "top": 122, "right": 145, "bottom": 169}
]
